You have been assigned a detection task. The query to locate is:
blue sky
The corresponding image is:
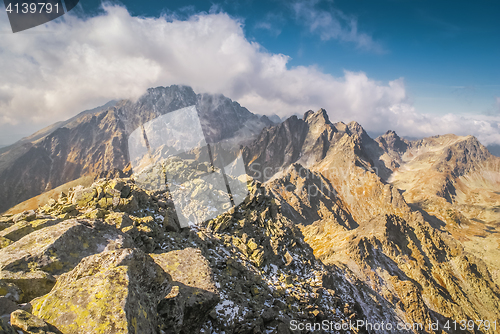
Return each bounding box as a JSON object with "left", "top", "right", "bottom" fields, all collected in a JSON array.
[
  {"left": 74, "top": 0, "right": 500, "bottom": 116},
  {"left": 0, "top": 0, "right": 499, "bottom": 146}
]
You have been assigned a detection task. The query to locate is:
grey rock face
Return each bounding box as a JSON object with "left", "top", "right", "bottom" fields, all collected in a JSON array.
[{"left": 0, "top": 85, "right": 272, "bottom": 213}]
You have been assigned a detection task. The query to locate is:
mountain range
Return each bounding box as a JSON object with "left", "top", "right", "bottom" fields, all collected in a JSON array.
[
  {"left": 0, "top": 86, "right": 272, "bottom": 214},
  {"left": 0, "top": 85, "right": 499, "bottom": 334}
]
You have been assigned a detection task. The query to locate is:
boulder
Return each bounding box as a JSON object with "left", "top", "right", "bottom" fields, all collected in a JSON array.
[
  {"left": 0, "top": 296, "right": 19, "bottom": 317},
  {"left": 0, "top": 216, "right": 14, "bottom": 232},
  {"left": 0, "top": 281, "right": 22, "bottom": 302},
  {"left": 151, "top": 248, "right": 219, "bottom": 334},
  {"left": 0, "top": 220, "right": 132, "bottom": 302},
  {"left": 162, "top": 208, "right": 181, "bottom": 233},
  {"left": 31, "top": 248, "right": 171, "bottom": 334},
  {"left": 0, "top": 271, "right": 56, "bottom": 304},
  {"left": 0, "top": 219, "right": 59, "bottom": 242},
  {"left": 104, "top": 212, "right": 134, "bottom": 230},
  {"left": 70, "top": 187, "right": 97, "bottom": 208},
  {"left": 10, "top": 310, "right": 56, "bottom": 334},
  {"left": 12, "top": 211, "right": 37, "bottom": 224}
]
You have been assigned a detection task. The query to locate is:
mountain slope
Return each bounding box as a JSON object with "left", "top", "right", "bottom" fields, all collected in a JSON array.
[
  {"left": 0, "top": 85, "right": 272, "bottom": 213},
  {"left": 381, "top": 132, "right": 500, "bottom": 287},
  {"left": 248, "top": 109, "right": 500, "bottom": 333}
]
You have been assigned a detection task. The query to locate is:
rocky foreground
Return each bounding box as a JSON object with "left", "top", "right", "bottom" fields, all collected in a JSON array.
[
  {"left": 1, "top": 146, "right": 500, "bottom": 333},
  {"left": 0, "top": 176, "right": 367, "bottom": 334}
]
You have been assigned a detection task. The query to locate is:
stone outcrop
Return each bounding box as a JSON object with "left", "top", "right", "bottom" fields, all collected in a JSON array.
[
  {"left": 31, "top": 249, "right": 170, "bottom": 334},
  {"left": 10, "top": 310, "right": 58, "bottom": 334},
  {"left": 152, "top": 248, "right": 219, "bottom": 334}
]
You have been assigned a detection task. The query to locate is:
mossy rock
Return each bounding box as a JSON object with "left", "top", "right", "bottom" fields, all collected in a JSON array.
[
  {"left": 151, "top": 248, "right": 217, "bottom": 294},
  {"left": 0, "top": 217, "right": 14, "bottom": 232},
  {"left": 59, "top": 204, "right": 77, "bottom": 214},
  {"left": 247, "top": 239, "right": 258, "bottom": 252},
  {"left": 107, "top": 180, "right": 125, "bottom": 192},
  {"left": 0, "top": 281, "right": 23, "bottom": 302},
  {"left": 115, "top": 195, "right": 139, "bottom": 213},
  {"left": 31, "top": 249, "right": 171, "bottom": 334},
  {"left": 12, "top": 211, "right": 37, "bottom": 223},
  {"left": 0, "top": 220, "right": 132, "bottom": 275},
  {"left": 105, "top": 212, "right": 134, "bottom": 229},
  {"left": 250, "top": 248, "right": 265, "bottom": 267},
  {"left": 71, "top": 188, "right": 97, "bottom": 207},
  {"left": 97, "top": 197, "right": 114, "bottom": 210}
]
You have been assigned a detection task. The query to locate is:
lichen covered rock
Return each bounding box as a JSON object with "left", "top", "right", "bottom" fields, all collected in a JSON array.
[
  {"left": 0, "top": 237, "right": 12, "bottom": 250},
  {"left": 0, "top": 218, "right": 60, "bottom": 243},
  {"left": 10, "top": 310, "right": 56, "bottom": 334},
  {"left": 0, "top": 219, "right": 133, "bottom": 302},
  {"left": 31, "top": 248, "right": 171, "bottom": 334},
  {"left": 151, "top": 248, "right": 219, "bottom": 334}
]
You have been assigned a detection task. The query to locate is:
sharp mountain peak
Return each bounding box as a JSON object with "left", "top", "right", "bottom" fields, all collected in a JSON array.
[{"left": 303, "top": 108, "right": 330, "bottom": 124}]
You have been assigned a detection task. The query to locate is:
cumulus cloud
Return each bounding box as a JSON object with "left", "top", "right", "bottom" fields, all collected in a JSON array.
[
  {"left": 292, "top": 0, "right": 384, "bottom": 53},
  {"left": 0, "top": 5, "right": 499, "bottom": 147}
]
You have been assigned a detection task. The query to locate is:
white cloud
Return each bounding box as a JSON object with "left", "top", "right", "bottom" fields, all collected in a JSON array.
[
  {"left": 0, "top": 5, "right": 499, "bottom": 147},
  {"left": 292, "top": 0, "right": 384, "bottom": 53},
  {"left": 379, "top": 106, "right": 500, "bottom": 146}
]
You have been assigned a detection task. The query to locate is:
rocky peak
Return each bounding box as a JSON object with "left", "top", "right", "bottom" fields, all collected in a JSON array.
[
  {"left": 242, "top": 115, "right": 309, "bottom": 182},
  {"left": 242, "top": 108, "right": 341, "bottom": 182},
  {"left": 346, "top": 121, "right": 367, "bottom": 137},
  {"left": 303, "top": 108, "right": 330, "bottom": 125},
  {"left": 0, "top": 85, "right": 271, "bottom": 214},
  {"left": 146, "top": 85, "right": 197, "bottom": 104},
  {"left": 434, "top": 135, "right": 492, "bottom": 177},
  {"left": 195, "top": 92, "right": 265, "bottom": 143},
  {"left": 376, "top": 129, "right": 409, "bottom": 154},
  {"left": 332, "top": 121, "right": 348, "bottom": 133}
]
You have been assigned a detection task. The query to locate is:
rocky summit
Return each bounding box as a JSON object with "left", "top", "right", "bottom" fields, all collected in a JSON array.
[
  {"left": 1, "top": 88, "right": 500, "bottom": 334},
  {"left": 0, "top": 176, "right": 364, "bottom": 334}
]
